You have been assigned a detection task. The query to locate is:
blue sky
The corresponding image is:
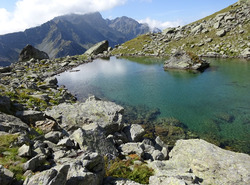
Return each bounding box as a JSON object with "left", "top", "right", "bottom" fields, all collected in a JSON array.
[{"left": 0, "top": 0, "right": 237, "bottom": 35}]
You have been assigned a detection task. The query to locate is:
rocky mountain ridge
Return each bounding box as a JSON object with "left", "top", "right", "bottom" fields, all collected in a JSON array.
[
  {"left": 0, "top": 12, "right": 151, "bottom": 66},
  {"left": 111, "top": 0, "right": 250, "bottom": 59}
]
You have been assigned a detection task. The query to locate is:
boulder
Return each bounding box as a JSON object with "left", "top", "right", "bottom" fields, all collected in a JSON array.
[
  {"left": 35, "top": 119, "right": 61, "bottom": 134},
  {"left": 23, "top": 164, "right": 70, "bottom": 185},
  {"left": 216, "top": 29, "right": 226, "bottom": 37},
  {"left": 123, "top": 124, "right": 145, "bottom": 142},
  {"left": 18, "top": 144, "right": 32, "bottom": 157},
  {"left": 164, "top": 50, "right": 209, "bottom": 71},
  {"left": 15, "top": 110, "right": 45, "bottom": 125},
  {"left": 70, "top": 125, "right": 118, "bottom": 156},
  {"left": 66, "top": 152, "right": 105, "bottom": 185},
  {"left": 119, "top": 143, "right": 144, "bottom": 157},
  {"left": 44, "top": 131, "right": 62, "bottom": 144},
  {"left": 191, "top": 24, "right": 203, "bottom": 34},
  {"left": 241, "top": 48, "right": 250, "bottom": 58},
  {"left": 0, "top": 112, "right": 29, "bottom": 133},
  {"left": 57, "top": 138, "right": 75, "bottom": 148},
  {"left": 23, "top": 154, "right": 47, "bottom": 171},
  {"left": 85, "top": 40, "right": 109, "bottom": 56},
  {"left": 168, "top": 139, "right": 250, "bottom": 185},
  {"left": 0, "top": 165, "right": 14, "bottom": 185},
  {"left": 18, "top": 45, "right": 49, "bottom": 62},
  {"left": 46, "top": 96, "right": 124, "bottom": 133}
]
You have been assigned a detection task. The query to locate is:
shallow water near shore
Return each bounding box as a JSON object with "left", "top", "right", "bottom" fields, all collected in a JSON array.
[{"left": 57, "top": 56, "right": 250, "bottom": 153}]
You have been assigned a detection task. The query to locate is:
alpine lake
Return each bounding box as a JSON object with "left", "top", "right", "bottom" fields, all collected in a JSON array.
[{"left": 56, "top": 56, "right": 250, "bottom": 154}]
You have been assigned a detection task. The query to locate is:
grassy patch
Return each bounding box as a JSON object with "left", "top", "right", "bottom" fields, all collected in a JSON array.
[
  {"left": 0, "top": 134, "right": 27, "bottom": 181},
  {"left": 105, "top": 157, "right": 154, "bottom": 184}
]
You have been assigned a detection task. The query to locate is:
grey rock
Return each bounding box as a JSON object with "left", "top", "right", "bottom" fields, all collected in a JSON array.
[
  {"left": 191, "top": 24, "right": 203, "bottom": 34},
  {"left": 53, "top": 150, "right": 67, "bottom": 161},
  {"left": 124, "top": 124, "right": 145, "bottom": 142},
  {"left": 164, "top": 50, "right": 209, "bottom": 71},
  {"left": 0, "top": 112, "right": 29, "bottom": 133},
  {"left": 15, "top": 110, "right": 45, "bottom": 125},
  {"left": 213, "top": 22, "right": 221, "bottom": 29},
  {"left": 119, "top": 143, "right": 144, "bottom": 157},
  {"left": 18, "top": 45, "right": 49, "bottom": 62},
  {"left": 45, "top": 131, "right": 62, "bottom": 144},
  {"left": 46, "top": 96, "right": 124, "bottom": 134},
  {"left": 35, "top": 119, "right": 61, "bottom": 134},
  {"left": 0, "top": 165, "right": 14, "bottom": 185},
  {"left": 241, "top": 48, "right": 250, "bottom": 58},
  {"left": 152, "top": 150, "right": 164, "bottom": 161},
  {"left": 169, "top": 139, "right": 250, "bottom": 185},
  {"left": 18, "top": 144, "right": 32, "bottom": 157},
  {"left": 103, "top": 177, "right": 143, "bottom": 185},
  {"left": 70, "top": 125, "right": 118, "bottom": 156},
  {"left": 23, "top": 154, "right": 47, "bottom": 171},
  {"left": 216, "top": 29, "right": 226, "bottom": 37},
  {"left": 0, "top": 66, "right": 12, "bottom": 73},
  {"left": 24, "top": 164, "right": 70, "bottom": 185},
  {"left": 224, "top": 15, "right": 235, "bottom": 21},
  {"left": 66, "top": 152, "right": 105, "bottom": 185},
  {"left": 0, "top": 96, "right": 11, "bottom": 114},
  {"left": 57, "top": 138, "right": 74, "bottom": 148},
  {"left": 149, "top": 176, "right": 186, "bottom": 185},
  {"left": 85, "top": 40, "right": 109, "bottom": 56}
]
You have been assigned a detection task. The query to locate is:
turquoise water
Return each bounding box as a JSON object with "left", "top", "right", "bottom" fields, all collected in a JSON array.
[{"left": 57, "top": 57, "right": 250, "bottom": 153}]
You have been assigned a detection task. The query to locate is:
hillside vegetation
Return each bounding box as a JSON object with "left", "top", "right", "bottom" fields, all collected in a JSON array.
[{"left": 112, "top": 1, "right": 250, "bottom": 58}]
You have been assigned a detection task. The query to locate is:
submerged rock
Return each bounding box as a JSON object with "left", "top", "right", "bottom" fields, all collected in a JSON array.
[{"left": 164, "top": 50, "right": 209, "bottom": 71}]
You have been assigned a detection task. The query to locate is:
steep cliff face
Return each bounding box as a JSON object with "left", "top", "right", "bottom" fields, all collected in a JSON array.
[
  {"left": 112, "top": 1, "right": 250, "bottom": 59},
  {"left": 0, "top": 12, "right": 150, "bottom": 66}
]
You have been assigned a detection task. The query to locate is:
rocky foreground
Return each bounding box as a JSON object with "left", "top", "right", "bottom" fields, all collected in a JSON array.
[{"left": 0, "top": 45, "right": 250, "bottom": 185}]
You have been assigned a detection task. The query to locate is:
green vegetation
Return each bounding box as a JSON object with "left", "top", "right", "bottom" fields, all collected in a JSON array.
[
  {"left": 105, "top": 155, "right": 154, "bottom": 184},
  {"left": 0, "top": 134, "right": 27, "bottom": 181}
]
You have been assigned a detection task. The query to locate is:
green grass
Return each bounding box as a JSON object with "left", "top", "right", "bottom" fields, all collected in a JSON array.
[
  {"left": 0, "top": 134, "right": 27, "bottom": 181},
  {"left": 105, "top": 156, "right": 154, "bottom": 184}
]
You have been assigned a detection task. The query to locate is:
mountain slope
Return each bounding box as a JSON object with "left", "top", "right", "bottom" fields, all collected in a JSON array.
[
  {"left": 0, "top": 12, "right": 150, "bottom": 66},
  {"left": 112, "top": 1, "right": 250, "bottom": 58}
]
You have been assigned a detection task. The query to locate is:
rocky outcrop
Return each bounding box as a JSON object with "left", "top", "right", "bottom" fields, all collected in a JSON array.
[
  {"left": 18, "top": 45, "right": 49, "bottom": 62},
  {"left": 45, "top": 96, "right": 124, "bottom": 132},
  {"left": 0, "top": 112, "right": 29, "bottom": 133},
  {"left": 148, "top": 139, "right": 250, "bottom": 185},
  {"left": 164, "top": 50, "right": 209, "bottom": 71},
  {"left": 85, "top": 40, "right": 109, "bottom": 56}
]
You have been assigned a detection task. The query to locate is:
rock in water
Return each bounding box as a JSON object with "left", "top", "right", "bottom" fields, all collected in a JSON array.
[
  {"left": 85, "top": 40, "right": 109, "bottom": 56},
  {"left": 164, "top": 50, "right": 209, "bottom": 71},
  {"left": 18, "top": 45, "right": 49, "bottom": 62}
]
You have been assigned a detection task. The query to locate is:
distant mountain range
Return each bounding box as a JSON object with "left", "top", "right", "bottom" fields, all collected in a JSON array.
[{"left": 0, "top": 12, "right": 154, "bottom": 66}]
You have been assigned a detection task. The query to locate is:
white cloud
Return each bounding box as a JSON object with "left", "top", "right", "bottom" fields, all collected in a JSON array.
[
  {"left": 139, "top": 17, "right": 184, "bottom": 31},
  {"left": 0, "top": 0, "right": 127, "bottom": 35}
]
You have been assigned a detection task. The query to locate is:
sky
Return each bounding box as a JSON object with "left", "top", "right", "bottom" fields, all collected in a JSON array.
[{"left": 0, "top": 0, "right": 238, "bottom": 35}]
